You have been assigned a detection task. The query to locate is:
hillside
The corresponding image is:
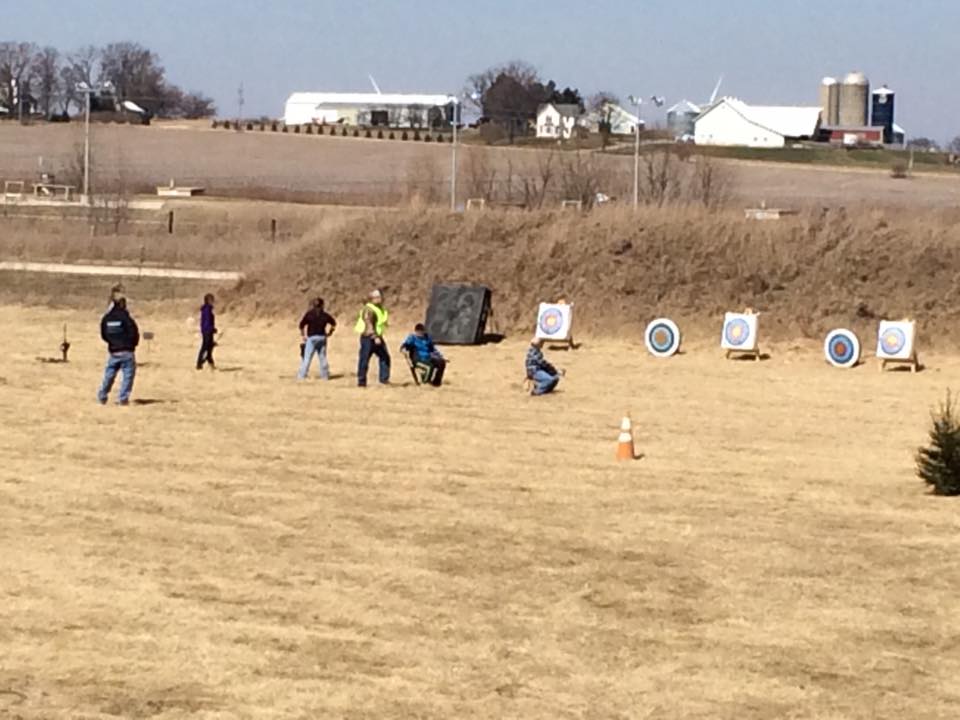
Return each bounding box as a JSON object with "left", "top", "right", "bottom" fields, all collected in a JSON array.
[{"left": 229, "top": 207, "right": 960, "bottom": 347}]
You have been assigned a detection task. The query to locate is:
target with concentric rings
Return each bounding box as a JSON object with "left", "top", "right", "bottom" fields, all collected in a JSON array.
[
  {"left": 824, "top": 328, "right": 861, "bottom": 368},
  {"left": 724, "top": 317, "right": 751, "bottom": 347},
  {"left": 880, "top": 327, "right": 906, "bottom": 356},
  {"left": 644, "top": 318, "right": 681, "bottom": 357},
  {"left": 538, "top": 307, "right": 565, "bottom": 336}
]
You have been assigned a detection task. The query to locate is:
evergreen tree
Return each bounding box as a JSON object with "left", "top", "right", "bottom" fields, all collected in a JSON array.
[{"left": 916, "top": 390, "right": 960, "bottom": 496}]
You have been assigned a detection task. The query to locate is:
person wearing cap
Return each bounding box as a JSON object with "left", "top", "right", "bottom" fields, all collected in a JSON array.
[
  {"left": 298, "top": 297, "right": 337, "bottom": 380},
  {"left": 525, "top": 337, "right": 561, "bottom": 396},
  {"left": 400, "top": 322, "right": 446, "bottom": 387},
  {"left": 97, "top": 296, "right": 140, "bottom": 405},
  {"left": 354, "top": 289, "right": 390, "bottom": 387}
]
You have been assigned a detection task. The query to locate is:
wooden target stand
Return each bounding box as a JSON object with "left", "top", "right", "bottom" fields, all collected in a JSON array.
[{"left": 879, "top": 351, "right": 920, "bottom": 373}]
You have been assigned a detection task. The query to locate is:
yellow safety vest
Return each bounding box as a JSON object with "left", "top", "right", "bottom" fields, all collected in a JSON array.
[{"left": 354, "top": 303, "right": 388, "bottom": 336}]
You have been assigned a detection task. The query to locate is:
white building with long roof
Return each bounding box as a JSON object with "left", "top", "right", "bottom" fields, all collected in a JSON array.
[
  {"left": 284, "top": 92, "right": 455, "bottom": 128},
  {"left": 694, "top": 97, "right": 822, "bottom": 148}
]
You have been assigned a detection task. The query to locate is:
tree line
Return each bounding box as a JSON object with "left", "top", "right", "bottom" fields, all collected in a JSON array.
[
  {"left": 466, "top": 60, "right": 611, "bottom": 141},
  {"left": 0, "top": 41, "right": 216, "bottom": 120}
]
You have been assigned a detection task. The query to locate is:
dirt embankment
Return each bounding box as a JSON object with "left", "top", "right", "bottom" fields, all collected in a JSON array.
[{"left": 229, "top": 207, "right": 960, "bottom": 346}]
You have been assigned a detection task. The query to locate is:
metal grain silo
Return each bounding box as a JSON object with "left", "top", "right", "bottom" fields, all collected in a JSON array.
[
  {"left": 871, "top": 85, "right": 895, "bottom": 144},
  {"left": 839, "top": 71, "right": 869, "bottom": 127},
  {"left": 819, "top": 77, "right": 839, "bottom": 126}
]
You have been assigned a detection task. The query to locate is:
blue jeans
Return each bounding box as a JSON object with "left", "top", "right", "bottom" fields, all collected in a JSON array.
[
  {"left": 298, "top": 335, "right": 329, "bottom": 379},
  {"left": 531, "top": 369, "right": 559, "bottom": 396},
  {"left": 98, "top": 351, "right": 136, "bottom": 404},
  {"left": 357, "top": 335, "right": 390, "bottom": 386}
]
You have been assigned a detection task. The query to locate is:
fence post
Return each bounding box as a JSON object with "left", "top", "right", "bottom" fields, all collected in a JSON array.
[
  {"left": 167, "top": 210, "right": 174, "bottom": 234},
  {"left": 270, "top": 218, "right": 277, "bottom": 242}
]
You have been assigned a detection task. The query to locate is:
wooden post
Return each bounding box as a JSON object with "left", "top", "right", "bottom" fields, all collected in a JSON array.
[
  {"left": 167, "top": 210, "right": 174, "bottom": 234},
  {"left": 270, "top": 218, "right": 277, "bottom": 242}
]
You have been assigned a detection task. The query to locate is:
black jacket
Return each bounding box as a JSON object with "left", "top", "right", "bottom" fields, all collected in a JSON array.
[{"left": 101, "top": 306, "right": 140, "bottom": 353}]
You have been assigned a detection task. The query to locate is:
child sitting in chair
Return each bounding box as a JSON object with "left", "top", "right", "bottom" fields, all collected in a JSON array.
[{"left": 400, "top": 323, "right": 447, "bottom": 387}]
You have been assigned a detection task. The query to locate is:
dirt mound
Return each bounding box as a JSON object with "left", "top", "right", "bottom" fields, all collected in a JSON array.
[{"left": 228, "top": 207, "right": 960, "bottom": 346}]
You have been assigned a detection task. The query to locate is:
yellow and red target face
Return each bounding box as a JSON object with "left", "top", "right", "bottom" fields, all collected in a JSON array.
[{"left": 536, "top": 305, "right": 571, "bottom": 339}]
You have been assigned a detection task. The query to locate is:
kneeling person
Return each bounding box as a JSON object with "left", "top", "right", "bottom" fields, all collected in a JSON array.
[
  {"left": 401, "top": 323, "right": 446, "bottom": 387},
  {"left": 525, "top": 337, "right": 560, "bottom": 396}
]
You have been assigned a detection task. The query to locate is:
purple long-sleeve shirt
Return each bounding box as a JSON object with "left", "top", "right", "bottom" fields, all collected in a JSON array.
[{"left": 200, "top": 303, "right": 216, "bottom": 335}]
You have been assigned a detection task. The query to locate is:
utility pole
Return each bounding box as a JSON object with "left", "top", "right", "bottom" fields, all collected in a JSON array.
[
  {"left": 76, "top": 81, "right": 114, "bottom": 205},
  {"left": 236, "top": 82, "right": 244, "bottom": 131},
  {"left": 450, "top": 98, "right": 458, "bottom": 211},
  {"left": 629, "top": 96, "right": 642, "bottom": 209}
]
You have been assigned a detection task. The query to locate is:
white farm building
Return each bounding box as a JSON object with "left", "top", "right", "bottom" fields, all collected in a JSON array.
[
  {"left": 283, "top": 92, "right": 455, "bottom": 128},
  {"left": 694, "top": 97, "right": 822, "bottom": 148}
]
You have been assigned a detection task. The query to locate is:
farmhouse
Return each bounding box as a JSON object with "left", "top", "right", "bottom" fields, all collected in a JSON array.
[
  {"left": 694, "top": 97, "right": 821, "bottom": 148},
  {"left": 283, "top": 92, "right": 455, "bottom": 128},
  {"left": 536, "top": 103, "right": 582, "bottom": 140},
  {"left": 582, "top": 103, "right": 643, "bottom": 135}
]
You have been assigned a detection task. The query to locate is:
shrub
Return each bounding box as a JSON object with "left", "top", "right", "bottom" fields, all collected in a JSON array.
[
  {"left": 916, "top": 390, "right": 960, "bottom": 496},
  {"left": 401, "top": 131, "right": 408, "bottom": 141},
  {"left": 223, "top": 120, "right": 231, "bottom": 130},
  {"left": 305, "top": 124, "right": 313, "bottom": 134},
  {"left": 294, "top": 125, "right": 301, "bottom": 134},
  {"left": 211, "top": 120, "right": 219, "bottom": 129},
  {"left": 259, "top": 123, "right": 265, "bottom": 131},
  {"left": 365, "top": 128, "right": 372, "bottom": 138},
  {"left": 353, "top": 128, "right": 359, "bottom": 137},
  {"left": 388, "top": 131, "right": 395, "bottom": 140},
  {"left": 246, "top": 122, "right": 253, "bottom": 131},
  {"left": 271, "top": 122, "right": 278, "bottom": 132},
  {"left": 317, "top": 125, "right": 324, "bottom": 135},
  {"left": 377, "top": 129, "right": 383, "bottom": 139},
  {"left": 282, "top": 124, "right": 288, "bottom": 133},
  {"left": 341, "top": 126, "right": 348, "bottom": 136},
  {"left": 891, "top": 162, "right": 909, "bottom": 179},
  {"left": 424, "top": 133, "right": 432, "bottom": 142},
  {"left": 413, "top": 131, "right": 421, "bottom": 141}
]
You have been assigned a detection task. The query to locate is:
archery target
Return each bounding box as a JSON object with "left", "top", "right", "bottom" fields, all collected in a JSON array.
[
  {"left": 876, "top": 320, "right": 915, "bottom": 360},
  {"left": 535, "top": 303, "right": 573, "bottom": 341},
  {"left": 644, "top": 318, "right": 681, "bottom": 358},
  {"left": 824, "top": 329, "right": 861, "bottom": 368},
  {"left": 721, "top": 312, "right": 759, "bottom": 352}
]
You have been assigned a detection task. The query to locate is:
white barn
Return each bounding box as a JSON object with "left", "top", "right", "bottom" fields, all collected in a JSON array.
[
  {"left": 536, "top": 103, "right": 582, "bottom": 140},
  {"left": 694, "top": 97, "right": 821, "bottom": 148},
  {"left": 283, "top": 92, "right": 455, "bottom": 128}
]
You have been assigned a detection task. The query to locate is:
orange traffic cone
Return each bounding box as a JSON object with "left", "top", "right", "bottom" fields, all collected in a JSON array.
[{"left": 616, "top": 414, "right": 635, "bottom": 461}]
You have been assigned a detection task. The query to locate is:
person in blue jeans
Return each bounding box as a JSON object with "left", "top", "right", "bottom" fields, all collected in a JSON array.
[
  {"left": 97, "top": 296, "right": 140, "bottom": 405},
  {"left": 298, "top": 297, "right": 337, "bottom": 380},
  {"left": 354, "top": 289, "right": 390, "bottom": 387},
  {"left": 525, "top": 337, "right": 562, "bottom": 396}
]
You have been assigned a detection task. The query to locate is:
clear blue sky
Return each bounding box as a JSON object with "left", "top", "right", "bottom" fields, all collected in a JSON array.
[{"left": 9, "top": 0, "right": 957, "bottom": 140}]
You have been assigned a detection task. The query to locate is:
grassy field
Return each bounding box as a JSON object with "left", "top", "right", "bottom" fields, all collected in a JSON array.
[
  {"left": 2, "top": 303, "right": 958, "bottom": 719},
  {"left": 2, "top": 123, "right": 959, "bottom": 209}
]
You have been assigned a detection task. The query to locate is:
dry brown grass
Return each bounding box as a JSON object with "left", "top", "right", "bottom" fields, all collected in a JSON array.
[{"left": 1, "top": 303, "right": 958, "bottom": 718}]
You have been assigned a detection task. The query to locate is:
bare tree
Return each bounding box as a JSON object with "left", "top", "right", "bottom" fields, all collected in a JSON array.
[
  {"left": 31, "top": 46, "right": 60, "bottom": 117},
  {"left": 948, "top": 136, "right": 960, "bottom": 155},
  {"left": 177, "top": 91, "right": 216, "bottom": 119},
  {"left": 463, "top": 147, "right": 498, "bottom": 202},
  {"left": 688, "top": 156, "right": 732, "bottom": 209},
  {"left": 557, "top": 151, "right": 610, "bottom": 208},
  {"left": 0, "top": 42, "right": 38, "bottom": 116},
  {"left": 639, "top": 150, "right": 682, "bottom": 207},
  {"left": 60, "top": 46, "right": 101, "bottom": 113},
  {"left": 465, "top": 59, "right": 539, "bottom": 113},
  {"left": 522, "top": 150, "right": 555, "bottom": 209}
]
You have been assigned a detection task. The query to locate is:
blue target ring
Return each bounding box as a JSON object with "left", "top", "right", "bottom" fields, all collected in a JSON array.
[
  {"left": 824, "top": 329, "right": 860, "bottom": 368},
  {"left": 649, "top": 323, "right": 674, "bottom": 352},
  {"left": 880, "top": 327, "right": 906, "bottom": 355},
  {"left": 724, "top": 317, "right": 751, "bottom": 347},
  {"left": 538, "top": 307, "right": 565, "bottom": 335},
  {"left": 644, "top": 318, "right": 681, "bottom": 357}
]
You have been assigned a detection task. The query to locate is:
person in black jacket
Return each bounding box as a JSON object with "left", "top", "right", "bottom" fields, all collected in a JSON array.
[{"left": 97, "top": 297, "right": 140, "bottom": 405}]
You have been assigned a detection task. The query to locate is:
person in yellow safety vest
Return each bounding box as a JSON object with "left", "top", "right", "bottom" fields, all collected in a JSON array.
[{"left": 354, "top": 288, "right": 390, "bottom": 387}]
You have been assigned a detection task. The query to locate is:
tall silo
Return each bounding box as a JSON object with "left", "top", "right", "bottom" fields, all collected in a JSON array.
[
  {"left": 819, "top": 77, "right": 840, "bottom": 126},
  {"left": 871, "top": 85, "right": 895, "bottom": 144},
  {"left": 839, "top": 71, "right": 869, "bottom": 127}
]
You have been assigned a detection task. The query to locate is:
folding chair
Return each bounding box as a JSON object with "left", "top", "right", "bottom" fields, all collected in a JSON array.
[{"left": 402, "top": 348, "right": 433, "bottom": 386}]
